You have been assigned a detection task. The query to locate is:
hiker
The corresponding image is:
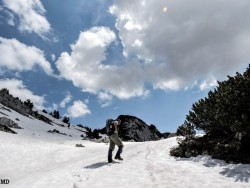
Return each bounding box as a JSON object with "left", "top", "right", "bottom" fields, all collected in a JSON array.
[{"left": 107, "top": 119, "right": 124, "bottom": 163}]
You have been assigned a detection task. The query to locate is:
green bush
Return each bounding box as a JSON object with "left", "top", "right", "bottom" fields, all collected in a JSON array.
[{"left": 171, "top": 64, "right": 250, "bottom": 163}]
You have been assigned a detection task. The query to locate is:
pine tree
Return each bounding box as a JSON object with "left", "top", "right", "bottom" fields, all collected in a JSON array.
[
  {"left": 51, "top": 110, "right": 60, "bottom": 119},
  {"left": 171, "top": 64, "right": 250, "bottom": 163},
  {"left": 24, "top": 99, "right": 34, "bottom": 110},
  {"left": 62, "top": 116, "right": 70, "bottom": 124}
]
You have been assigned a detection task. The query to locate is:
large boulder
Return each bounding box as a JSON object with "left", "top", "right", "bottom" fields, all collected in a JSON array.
[
  {"left": 117, "top": 115, "right": 161, "bottom": 142},
  {"left": 0, "top": 117, "right": 22, "bottom": 134}
]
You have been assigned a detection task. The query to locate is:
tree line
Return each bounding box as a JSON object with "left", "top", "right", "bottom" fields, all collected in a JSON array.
[{"left": 42, "top": 109, "right": 70, "bottom": 124}]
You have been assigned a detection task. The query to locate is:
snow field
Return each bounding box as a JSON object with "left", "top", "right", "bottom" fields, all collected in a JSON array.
[{"left": 0, "top": 105, "right": 249, "bottom": 188}]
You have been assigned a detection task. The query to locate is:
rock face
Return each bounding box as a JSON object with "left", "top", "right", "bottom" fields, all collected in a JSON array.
[
  {"left": 0, "top": 89, "right": 45, "bottom": 121},
  {"left": 0, "top": 117, "right": 22, "bottom": 134},
  {"left": 117, "top": 115, "right": 161, "bottom": 142},
  {"left": 0, "top": 89, "right": 33, "bottom": 117}
]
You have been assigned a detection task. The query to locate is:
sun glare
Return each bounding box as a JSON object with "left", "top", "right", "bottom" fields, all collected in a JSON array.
[{"left": 163, "top": 6, "right": 168, "bottom": 12}]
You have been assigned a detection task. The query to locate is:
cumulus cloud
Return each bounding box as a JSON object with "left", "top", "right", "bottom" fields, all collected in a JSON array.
[
  {"left": 110, "top": 0, "right": 250, "bottom": 90},
  {"left": 199, "top": 76, "right": 218, "bottom": 91},
  {"left": 0, "top": 79, "right": 45, "bottom": 109},
  {"left": 98, "top": 91, "right": 113, "bottom": 107},
  {"left": 67, "top": 100, "right": 91, "bottom": 118},
  {"left": 4, "top": 9, "right": 15, "bottom": 26},
  {"left": 2, "top": 0, "right": 51, "bottom": 38},
  {"left": 56, "top": 0, "right": 250, "bottom": 103},
  {"left": 56, "top": 26, "right": 149, "bottom": 100},
  {"left": 59, "top": 93, "right": 72, "bottom": 108},
  {"left": 51, "top": 54, "right": 56, "bottom": 62},
  {"left": 0, "top": 37, "right": 54, "bottom": 75}
]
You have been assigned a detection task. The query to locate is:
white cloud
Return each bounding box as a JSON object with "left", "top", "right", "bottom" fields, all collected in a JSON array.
[
  {"left": 153, "top": 79, "right": 181, "bottom": 91},
  {"left": 84, "top": 98, "right": 89, "bottom": 104},
  {"left": 110, "top": 0, "right": 250, "bottom": 90},
  {"left": 5, "top": 10, "right": 15, "bottom": 26},
  {"left": 199, "top": 76, "right": 218, "bottom": 91},
  {"left": 56, "top": 0, "right": 250, "bottom": 103},
  {"left": 59, "top": 93, "right": 72, "bottom": 108},
  {"left": 46, "top": 103, "right": 58, "bottom": 113},
  {"left": 51, "top": 54, "right": 56, "bottom": 62},
  {"left": 0, "top": 79, "right": 45, "bottom": 109},
  {"left": 2, "top": 0, "right": 51, "bottom": 38},
  {"left": 98, "top": 92, "right": 113, "bottom": 107},
  {"left": 52, "top": 103, "right": 58, "bottom": 110},
  {"left": 0, "top": 37, "right": 54, "bottom": 76},
  {"left": 67, "top": 100, "right": 91, "bottom": 118},
  {"left": 56, "top": 26, "right": 148, "bottom": 100}
]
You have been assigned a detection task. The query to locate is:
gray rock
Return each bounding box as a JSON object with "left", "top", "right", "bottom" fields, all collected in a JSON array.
[
  {"left": 0, "top": 125, "right": 17, "bottom": 134},
  {"left": 0, "top": 117, "right": 22, "bottom": 129},
  {"left": 0, "top": 117, "right": 22, "bottom": 134},
  {"left": 118, "top": 115, "right": 161, "bottom": 142},
  {"left": 75, "top": 144, "right": 85, "bottom": 147}
]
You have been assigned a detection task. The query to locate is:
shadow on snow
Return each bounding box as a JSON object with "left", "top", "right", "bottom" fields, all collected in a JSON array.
[
  {"left": 219, "top": 164, "right": 250, "bottom": 183},
  {"left": 84, "top": 161, "right": 120, "bottom": 169},
  {"left": 175, "top": 155, "right": 250, "bottom": 183}
]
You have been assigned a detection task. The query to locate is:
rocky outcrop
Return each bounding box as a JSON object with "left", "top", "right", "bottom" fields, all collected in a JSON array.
[
  {"left": 0, "top": 117, "right": 22, "bottom": 134},
  {"left": 34, "top": 111, "right": 52, "bottom": 125},
  {"left": 47, "top": 129, "right": 72, "bottom": 137},
  {"left": 0, "top": 89, "right": 53, "bottom": 125},
  {"left": 117, "top": 115, "right": 161, "bottom": 142},
  {"left": 0, "top": 89, "right": 33, "bottom": 117}
]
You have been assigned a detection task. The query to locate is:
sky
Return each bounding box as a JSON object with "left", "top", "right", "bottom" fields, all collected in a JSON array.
[{"left": 0, "top": 0, "right": 250, "bottom": 133}]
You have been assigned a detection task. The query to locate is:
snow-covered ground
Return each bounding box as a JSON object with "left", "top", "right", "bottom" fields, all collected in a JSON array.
[{"left": 0, "top": 105, "right": 249, "bottom": 188}]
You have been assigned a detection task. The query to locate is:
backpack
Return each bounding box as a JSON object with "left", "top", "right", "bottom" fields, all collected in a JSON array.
[{"left": 106, "top": 119, "right": 115, "bottom": 136}]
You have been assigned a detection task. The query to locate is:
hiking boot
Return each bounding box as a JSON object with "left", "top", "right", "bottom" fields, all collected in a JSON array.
[{"left": 115, "top": 156, "right": 123, "bottom": 160}]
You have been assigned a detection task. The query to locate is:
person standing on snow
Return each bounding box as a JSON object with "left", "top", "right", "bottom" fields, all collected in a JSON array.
[{"left": 107, "top": 119, "right": 124, "bottom": 163}]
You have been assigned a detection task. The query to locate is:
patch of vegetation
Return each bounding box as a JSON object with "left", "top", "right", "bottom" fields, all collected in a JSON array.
[{"left": 171, "top": 64, "right": 250, "bottom": 163}]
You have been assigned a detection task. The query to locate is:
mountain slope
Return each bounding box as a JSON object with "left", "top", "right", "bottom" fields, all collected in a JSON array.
[
  {"left": 0, "top": 103, "right": 87, "bottom": 141},
  {"left": 1, "top": 133, "right": 249, "bottom": 188},
  {"left": 0, "top": 106, "right": 250, "bottom": 187},
  {"left": 0, "top": 104, "right": 249, "bottom": 188}
]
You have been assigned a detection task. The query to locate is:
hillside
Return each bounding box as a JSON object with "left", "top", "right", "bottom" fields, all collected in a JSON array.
[
  {"left": 0, "top": 88, "right": 169, "bottom": 142},
  {"left": 0, "top": 104, "right": 250, "bottom": 188},
  {"left": 0, "top": 103, "right": 88, "bottom": 141}
]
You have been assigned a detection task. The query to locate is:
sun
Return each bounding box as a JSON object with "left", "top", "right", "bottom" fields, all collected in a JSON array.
[{"left": 163, "top": 6, "right": 168, "bottom": 12}]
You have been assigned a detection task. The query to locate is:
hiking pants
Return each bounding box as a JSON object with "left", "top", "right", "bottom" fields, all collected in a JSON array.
[{"left": 109, "top": 134, "right": 124, "bottom": 151}]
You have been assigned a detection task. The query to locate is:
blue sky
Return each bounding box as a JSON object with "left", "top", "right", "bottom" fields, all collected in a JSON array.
[{"left": 0, "top": 0, "right": 250, "bottom": 133}]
